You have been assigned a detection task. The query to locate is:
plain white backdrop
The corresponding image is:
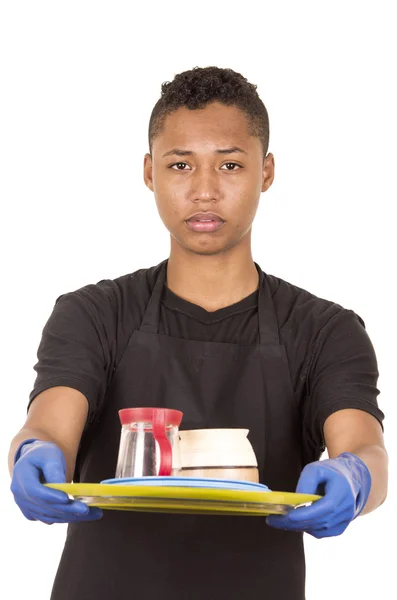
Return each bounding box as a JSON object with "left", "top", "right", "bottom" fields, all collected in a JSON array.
[{"left": 1, "top": 1, "right": 396, "bottom": 598}]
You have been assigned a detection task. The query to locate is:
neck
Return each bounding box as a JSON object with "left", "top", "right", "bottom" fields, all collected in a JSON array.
[{"left": 165, "top": 238, "right": 259, "bottom": 313}]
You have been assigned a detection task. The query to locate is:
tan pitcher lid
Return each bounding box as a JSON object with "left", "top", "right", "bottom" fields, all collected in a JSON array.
[{"left": 179, "top": 428, "right": 258, "bottom": 468}]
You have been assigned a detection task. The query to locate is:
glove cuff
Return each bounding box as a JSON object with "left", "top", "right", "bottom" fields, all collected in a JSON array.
[
  {"left": 13, "top": 438, "right": 40, "bottom": 465},
  {"left": 338, "top": 452, "right": 372, "bottom": 517}
]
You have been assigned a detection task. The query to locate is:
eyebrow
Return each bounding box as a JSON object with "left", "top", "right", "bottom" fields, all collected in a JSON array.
[{"left": 161, "top": 146, "right": 248, "bottom": 158}]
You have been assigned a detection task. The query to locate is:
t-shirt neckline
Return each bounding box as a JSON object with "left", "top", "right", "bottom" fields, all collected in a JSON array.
[{"left": 161, "top": 284, "right": 259, "bottom": 324}]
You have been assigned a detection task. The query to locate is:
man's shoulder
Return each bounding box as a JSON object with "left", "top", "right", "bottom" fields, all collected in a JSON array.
[
  {"left": 54, "top": 260, "right": 165, "bottom": 324},
  {"left": 109, "top": 259, "right": 164, "bottom": 299},
  {"left": 264, "top": 271, "right": 348, "bottom": 334}
]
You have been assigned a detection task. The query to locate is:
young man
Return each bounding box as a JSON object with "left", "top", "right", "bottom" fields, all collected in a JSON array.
[{"left": 9, "top": 66, "right": 387, "bottom": 600}]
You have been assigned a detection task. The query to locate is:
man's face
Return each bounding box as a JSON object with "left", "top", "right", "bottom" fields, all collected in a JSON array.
[{"left": 144, "top": 101, "right": 274, "bottom": 256}]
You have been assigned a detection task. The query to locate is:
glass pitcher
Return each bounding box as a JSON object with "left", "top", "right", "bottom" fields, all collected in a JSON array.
[{"left": 115, "top": 407, "right": 183, "bottom": 478}]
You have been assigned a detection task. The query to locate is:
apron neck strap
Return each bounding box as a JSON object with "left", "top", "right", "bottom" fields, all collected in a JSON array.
[
  {"left": 139, "top": 260, "right": 168, "bottom": 334},
  {"left": 140, "top": 259, "right": 280, "bottom": 346},
  {"left": 255, "top": 263, "right": 280, "bottom": 345}
]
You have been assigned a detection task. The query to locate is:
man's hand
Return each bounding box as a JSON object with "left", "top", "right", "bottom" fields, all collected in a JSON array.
[
  {"left": 10, "top": 439, "right": 103, "bottom": 524},
  {"left": 266, "top": 452, "right": 372, "bottom": 538}
]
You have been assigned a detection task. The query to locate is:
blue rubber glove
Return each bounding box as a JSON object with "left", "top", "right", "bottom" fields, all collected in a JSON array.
[
  {"left": 266, "top": 452, "right": 372, "bottom": 539},
  {"left": 10, "top": 439, "right": 103, "bottom": 524}
]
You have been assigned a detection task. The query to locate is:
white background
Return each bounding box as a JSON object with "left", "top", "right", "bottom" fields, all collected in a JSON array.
[{"left": 1, "top": 1, "right": 396, "bottom": 598}]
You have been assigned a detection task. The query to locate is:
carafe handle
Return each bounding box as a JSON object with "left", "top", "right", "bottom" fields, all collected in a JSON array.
[{"left": 152, "top": 408, "right": 172, "bottom": 476}]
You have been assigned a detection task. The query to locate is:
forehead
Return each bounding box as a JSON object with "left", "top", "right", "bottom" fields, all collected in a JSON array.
[{"left": 154, "top": 102, "right": 253, "bottom": 150}]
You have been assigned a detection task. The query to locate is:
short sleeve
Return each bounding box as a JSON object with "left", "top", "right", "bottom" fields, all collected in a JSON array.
[
  {"left": 303, "top": 309, "right": 385, "bottom": 453},
  {"left": 28, "top": 285, "right": 116, "bottom": 427}
]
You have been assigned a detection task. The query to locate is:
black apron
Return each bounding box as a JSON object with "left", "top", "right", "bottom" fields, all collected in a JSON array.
[{"left": 51, "top": 259, "right": 306, "bottom": 600}]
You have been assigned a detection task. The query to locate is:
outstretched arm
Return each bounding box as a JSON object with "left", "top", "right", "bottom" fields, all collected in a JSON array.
[
  {"left": 266, "top": 408, "right": 388, "bottom": 538},
  {"left": 323, "top": 408, "right": 388, "bottom": 515}
]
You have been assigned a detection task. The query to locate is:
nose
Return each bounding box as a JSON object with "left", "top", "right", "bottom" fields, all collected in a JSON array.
[{"left": 189, "top": 166, "right": 220, "bottom": 203}]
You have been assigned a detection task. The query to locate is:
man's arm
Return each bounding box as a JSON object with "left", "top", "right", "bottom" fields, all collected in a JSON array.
[
  {"left": 267, "top": 407, "right": 388, "bottom": 537},
  {"left": 8, "top": 385, "right": 89, "bottom": 482},
  {"left": 323, "top": 408, "right": 388, "bottom": 515}
]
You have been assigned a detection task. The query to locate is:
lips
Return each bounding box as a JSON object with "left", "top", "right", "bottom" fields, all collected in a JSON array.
[
  {"left": 186, "top": 212, "right": 224, "bottom": 223},
  {"left": 185, "top": 212, "right": 226, "bottom": 233}
]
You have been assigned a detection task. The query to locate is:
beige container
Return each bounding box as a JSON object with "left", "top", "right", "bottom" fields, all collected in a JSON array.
[{"left": 179, "top": 428, "right": 259, "bottom": 483}]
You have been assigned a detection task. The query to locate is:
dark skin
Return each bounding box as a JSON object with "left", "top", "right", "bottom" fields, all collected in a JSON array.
[
  {"left": 7, "top": 100, "right": 387, "bottom": 530},
  {"left": 144, "top": 101, "right": 275, "bottom": 312},
  {"left": 143, "top": 101, "right": 388, "bottom": 515}
]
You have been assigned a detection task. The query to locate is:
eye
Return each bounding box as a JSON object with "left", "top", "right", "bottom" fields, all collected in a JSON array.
[
  {"left": 170, "top": 162, "right": 190, "bottom": 170},
  {"left": 221, "top": 162, "right": 241, "bottom": 171},
  {"left": 169, "top": 162, "right": 242, "bottom": 171}
]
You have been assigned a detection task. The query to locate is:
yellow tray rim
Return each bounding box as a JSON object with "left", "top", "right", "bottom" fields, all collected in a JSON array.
[{"left": 45, "top": 483, "right": 321, "bottom": 506}]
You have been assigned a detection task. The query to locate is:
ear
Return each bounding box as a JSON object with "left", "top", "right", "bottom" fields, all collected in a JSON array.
[
  {"left": 144, "top": 153, "right": 154, "bottom": 191},
  {"left": 261, "top": 153, "right": 275, "bottom": 193}
]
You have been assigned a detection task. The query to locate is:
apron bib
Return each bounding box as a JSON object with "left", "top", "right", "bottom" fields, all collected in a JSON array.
[{"left": 51, "top": 260, "right": 306, "bottom": 600}]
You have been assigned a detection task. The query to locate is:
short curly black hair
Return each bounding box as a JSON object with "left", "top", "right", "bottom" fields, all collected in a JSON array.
[{"left": 148, "top": 66, "right": 270, "bottom": 161}]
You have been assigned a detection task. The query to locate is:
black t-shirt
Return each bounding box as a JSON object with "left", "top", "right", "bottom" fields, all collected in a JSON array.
[{"left": 28, "top": 261, "right": 385, "bottom": 460}]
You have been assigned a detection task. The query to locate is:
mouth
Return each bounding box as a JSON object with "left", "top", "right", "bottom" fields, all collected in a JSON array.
[{"left": 185, "top": 212, "right": 226, "bottom": 233}]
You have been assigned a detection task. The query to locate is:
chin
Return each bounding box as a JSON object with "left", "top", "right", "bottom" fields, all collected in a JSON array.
[{"left": 172, "top": 234, "right": 239, "bottom": 257}]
